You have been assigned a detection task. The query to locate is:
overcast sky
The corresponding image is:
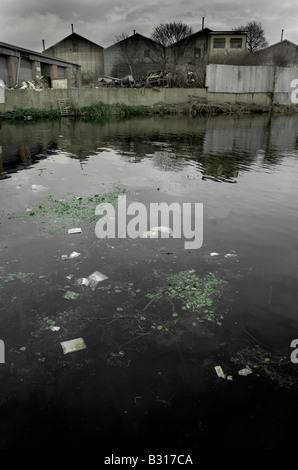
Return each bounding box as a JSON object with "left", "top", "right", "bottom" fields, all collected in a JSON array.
[{"left": 0, "top": 0, "right": 296, "bottom": 51}]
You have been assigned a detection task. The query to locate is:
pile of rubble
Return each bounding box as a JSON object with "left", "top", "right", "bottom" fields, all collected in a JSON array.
[{"left": 98, "top": 69, "right": 202, "bottom": 89}]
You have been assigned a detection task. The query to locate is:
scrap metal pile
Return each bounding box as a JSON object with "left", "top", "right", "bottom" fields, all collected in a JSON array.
[{"left": 98, "top": 70, "right": 198, "bottom": 88}]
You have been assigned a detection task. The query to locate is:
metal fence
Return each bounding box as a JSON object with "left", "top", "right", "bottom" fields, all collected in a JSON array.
[{"left": 206, "top": 64, "right": 298, "bottom": 103}]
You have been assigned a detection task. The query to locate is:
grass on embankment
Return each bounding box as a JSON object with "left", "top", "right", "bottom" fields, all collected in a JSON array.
[
  {"left": 0, "top": 102, "right": 151, "bottom": 121},
  {"left": 1, "top": 99, "right": 298, "bottom": 121}
]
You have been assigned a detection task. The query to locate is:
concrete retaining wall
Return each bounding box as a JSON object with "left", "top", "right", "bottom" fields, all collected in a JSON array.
[
  {"left": 0, "top": 84, "right": 291, "bottom": 114},
  {"left": 0, "top": 88, "right": 207, "bottom": 113}
]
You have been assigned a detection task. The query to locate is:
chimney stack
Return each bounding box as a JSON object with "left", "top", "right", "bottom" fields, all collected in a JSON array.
[
  {"left": 202, "top": 17, "right": 205, "bottom": 29},
  {"left": 42, "top": 39, "right": 45, "bottom": 51},
  {"left": 281, "top": 29, "right": 284, "bottom": 41},
  {"left": 133, "top": 29, "right": 136, "bottom": 35},
  {"left": 71, "top": 24, "right": 74, "bottom": 33}
]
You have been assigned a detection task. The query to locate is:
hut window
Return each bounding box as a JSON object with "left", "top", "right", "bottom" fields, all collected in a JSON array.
[
  {"left": 213, "top": 38, "right": 226, "bottom": 48},
  {"left": 230, "top": 38, "right": 243, "bottom": 48}
]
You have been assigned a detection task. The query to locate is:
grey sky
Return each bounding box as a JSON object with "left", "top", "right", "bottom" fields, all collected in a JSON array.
[{"left": 0, "top": 0, "right": 296, "bottom": 52}]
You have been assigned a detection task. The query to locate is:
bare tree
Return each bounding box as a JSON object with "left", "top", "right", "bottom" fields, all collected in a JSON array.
[
  {"left": 114, "top": 33, "right": 143, "bottom": 76},
  {"left": 234, "top": 21, "right": 268, "bottom": 53},
  {"left": 151, "top": 21, "right": 193, "bottom": 68}
]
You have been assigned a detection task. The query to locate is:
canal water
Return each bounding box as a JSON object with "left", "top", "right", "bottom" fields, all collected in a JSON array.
[{"left": 0, "top": 113, "right": 298, "bottom": 452}]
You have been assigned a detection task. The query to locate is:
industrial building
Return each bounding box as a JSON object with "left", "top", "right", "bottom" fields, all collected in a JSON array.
[
  {"left": 104, "top": 32, "right": 162, "bottom": 78},
  {"left": 0, "top": 40, "right": 81, "bottom": 88},
  {"left": 43, "top": 27, "right": 104, "bottom": 84}
]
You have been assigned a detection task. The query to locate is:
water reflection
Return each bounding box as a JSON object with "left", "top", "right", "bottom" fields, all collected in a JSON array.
[{"left": 1, "top": 113, "right": 298, "bottom": 183}]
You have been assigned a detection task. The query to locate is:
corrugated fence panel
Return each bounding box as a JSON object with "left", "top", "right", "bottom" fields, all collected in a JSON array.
[
  {"left": 274, "top": 67, "right": 298, "bottom": 91},
  {"left": 206, "top": 64, "right": 275, "bottom": 93},
  {"left": 273, "top": 67, "right": 298, "bottom": 104}
]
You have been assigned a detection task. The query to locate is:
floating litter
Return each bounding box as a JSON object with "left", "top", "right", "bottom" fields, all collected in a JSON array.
[
  {"left": 210, "top": 252, "right": 220, "bottom": 256},
  {"left": 87, "top": 271, "right": 108, "bottom": 290},
  {"left": 224, "top": 251, "right": 238, "bottom": 259},
  {"left": 31, "top": 184, "right": 47, "bottom": 192},
  {"left": 61, "top": 252, "right": 81, "bottom": 260},
  {"left": 151, "top": 226, "right": 175, "bottom": 236},
  {"left": 49, "top": 325, "right": 60, "bottom": 332},
  {"left": 60, "top": 338, "right": 87, "bottom": 354},
  {"left": 238, "top": 365, "right": 253, "bottom": 376},
  {"left": 142, "top": 230, "right": 158, "bottom": 238},
  {"left": 77, "top": 271, "right": 108, "bottom": 290},
  {"left": 214, "top": 365, "right": 226, "bottom": 379},
  {"left": 142, "top": 226, "right": 175, "bottom": 238},
  {"left": 68, "top": 228, "right": 82, "bottom": 234}
]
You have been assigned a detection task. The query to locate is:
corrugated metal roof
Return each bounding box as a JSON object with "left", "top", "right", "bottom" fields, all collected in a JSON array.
[
  {"left": 0, "top": 40, "right": 78, "bottom": 67},
  {"left": 43, "top": 32, "right": 103, "bottom": 52}
]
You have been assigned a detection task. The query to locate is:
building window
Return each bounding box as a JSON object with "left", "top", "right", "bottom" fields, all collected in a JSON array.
[
  {"left": 194, "top": 48, "right": 201, "bottom": 58},
  {"left": 230, "top": 38, "right": 243, "bottom": 49},
  {"left": 213, "top": 38, "right": 226, "bottom": 48}
]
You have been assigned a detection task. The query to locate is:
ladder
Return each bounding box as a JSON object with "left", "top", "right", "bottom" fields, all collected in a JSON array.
[{"left": 58, "top": 98, "right": 75, "bottom": 116}]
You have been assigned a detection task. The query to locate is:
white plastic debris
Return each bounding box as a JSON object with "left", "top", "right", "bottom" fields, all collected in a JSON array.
[
  {"left": 214, "top": 365, "right": 226, "bottom": 379},
  {"left": 61, "top": 251, "right": 81, "bottom": 260},
  {"left": 68, "top": 228, "right": 82, "bottom": 234},
  {"left": 238, "top": 365, "right": 253, "bottom": 376},
  {"left": 210, "top": 252, "right": 220, "bottom": 256},
  {"left": 87, "top": 271, "right": 108, "bottom": 290},
  {"left": 151, "top": 226, "right": 175, "bottom": 236},
  {"left": 31, "top": 184, "right": 47, "bottom": 192},
  {"left": 60, "top": 338, "right": 87, "bottom": 354},
  {"left": 49, "top": 325, "right": 60, "bottom": 332},
  {"left": 224, "top": 251, "right": 238, "bottom": 259},
  {"left": 142, "top": 230, "right": 158, "bottom": 238},
  {"left": 142, "top": 226, "right": 175, "bottom": 238},
  {"left": 77, "top": 271, "right": 108, "bottom": 290}
]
